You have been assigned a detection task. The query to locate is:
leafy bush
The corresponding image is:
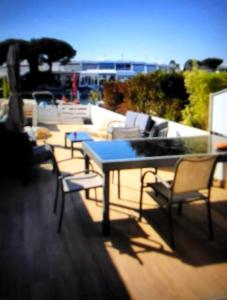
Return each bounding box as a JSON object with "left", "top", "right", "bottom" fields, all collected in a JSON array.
[
  {"left": 126, "top": 73, "right": 161, "bottom": 113},
  {"left": 2, "top": 77, "right": 9, "bottom": 98},
  {"left": 103, "top": 81, "right": 131, "bottom": 114},
  {"left": 103, "top": 71, "right": 188, "bottom": 120},
  {"left": 89, "top": 90, "right": 102, "bottom": 103},
  {"left": 183, "top": 70, "right": 227, "bottom": 129},
  {"left": 127, "top": 71, "right": 187, "bottom": 121}
]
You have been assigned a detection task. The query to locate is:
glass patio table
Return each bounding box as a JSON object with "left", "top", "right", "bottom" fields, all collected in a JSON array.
[
  {"left": 82, "top": 134, "right": 227, "bottom": 235},
  {"left": 65, "top": 131, "right": 93, "bottom": 158}
]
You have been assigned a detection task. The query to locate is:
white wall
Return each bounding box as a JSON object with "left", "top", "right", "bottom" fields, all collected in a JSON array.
[
  {"left": 209, "top": 89, "right": 227, "bottom": 182},
  {"left": 90, "top": 105, "right": 125, "bottom": 131},
  {"left": 90, "top": 106, "right": 208, "bottom": 137},
  {"left": 209, "top": 89, "right": 227, "bottom": 136},
  {"left": 152, "top": 115, "right": 208, "bottom": 137}
]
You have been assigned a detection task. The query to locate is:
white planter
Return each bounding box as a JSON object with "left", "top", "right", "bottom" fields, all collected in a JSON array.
[
  {"left": 58, "top": 104, "right": 91, "bottom": 124},
  {"left": 37, "top": 105, "right": 58, "bottom": 124}
]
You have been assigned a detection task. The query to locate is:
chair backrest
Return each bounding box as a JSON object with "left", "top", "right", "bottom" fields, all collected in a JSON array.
[
  {"left": 112, "top": 127, "right": 141, "bottom": 139},
  {"left": 172, "top": 155, "right": 217, "bottom": 195},
  {"left": 134, "top": 113, "right": 150, "bottom": 131},
  {"left": 150, "top": 121, "right": 168, "bottom": 137},
  {"left": 125, "top": 111, "right": 138, "bottom": 127},
  {"left": 32, "top": 91, "right": 56, "bottom": 105}
]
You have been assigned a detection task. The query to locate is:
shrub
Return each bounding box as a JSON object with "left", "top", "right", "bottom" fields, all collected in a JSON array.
[
  {"left": 127, "top": 71, "right": 187, "bottom": 121},
  {"left": 2, "top": 77, "right": 9, "bottom": 98},
  {"left": 89, "top": 90, "right": 102, "bottom": 104},
  {"left": 103, "top": 81, "right": 131, "bottom": 114},
  {"left": 103, "top": 71, "right": 188, "bottom": 122},
  {"left": 183, "top": 70, "right": 227, "bottom": 129}
]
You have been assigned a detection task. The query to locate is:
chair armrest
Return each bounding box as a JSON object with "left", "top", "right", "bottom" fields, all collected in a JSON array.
[
  {"left": 141, "top": 169, "right": 157, "bottom": 183},
  {"left": 140, "top": 130, "right": 150, "bottom": 137},
  {"left": 61, "top": 169, "right": 103, "bottom": 179},
  {"left": 141, "top": 169, "right": 171, "bottom": 189},
  {"left": 106, "top": 120, "right": 125, "bottom": 129},
  {"left": 155, "top": 173, "right": 171, "bottom": 188}
]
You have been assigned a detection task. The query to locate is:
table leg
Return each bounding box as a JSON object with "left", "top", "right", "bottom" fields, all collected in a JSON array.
[
  {"left": 84, "top": 154, "right": 89, "bottom": 170},
  {"left": 71, "top": 141, "right": 74, "bottom": 158},
  {"left": 85, "top": 155, "right": 90, "bottom": 198},
  {"left": 102, "top": 171, "right": 110, "bottom": 236},
  {"left": 64, "top": 133, "right": 67, "bottom": 148}
]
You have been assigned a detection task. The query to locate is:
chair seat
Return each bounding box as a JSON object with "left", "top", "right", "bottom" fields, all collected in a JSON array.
[
  {"left": 140, "top": 155, "right": 217, "bottom": 248},
  {"left": 107, "top": 125, "right": 123, "bottom": 135},
  {"left": 62, "top": 172, "right": 103, "bottom": 193},
  {"left": 149, "top": 182, "right": 207, "bottom": 203},
  {"left": 32, "top": 144, "right": 53, "bottom": 164}
]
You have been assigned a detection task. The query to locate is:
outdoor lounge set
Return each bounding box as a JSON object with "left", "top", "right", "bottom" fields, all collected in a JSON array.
[
  {"left": 2, "top": 90, "right": 227, "bottom": 249},
  {"left": 45, "top": 109, "right": 227, "bottom": 249},
  {"left": 6, "top": 105, "right": 223, "bottom": 249}
]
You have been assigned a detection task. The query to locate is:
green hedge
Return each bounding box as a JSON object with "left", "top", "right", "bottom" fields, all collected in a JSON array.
[
  {"left": 183, "top": 70, "right": 227, "bottom": 129},
  {"left": 103, "top": 71, "right": 187, "bottom": 119},
  {"left": 102, "top": 70, "right": 227, "bottom": 129}
]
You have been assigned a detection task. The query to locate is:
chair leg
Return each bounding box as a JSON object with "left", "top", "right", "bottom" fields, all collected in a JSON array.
[
  {"left": 51, "top": 157, "right": 56, "bottom": 173},
  {"left": 206, "top": 199, "right": 214, "bottom": 240},
  {"left": 57, "top": 192, "right": 66, "bottom": 233},
  {"left": 154, "top": 168, "right": 158, "bottom": 196},
  {"left": 94, "top": 188, "right": 98, "bottom": 205},
  {"left": 177, "top": 203, "right": 183, "bottom": 215},
  {"left": 168, "top": 202, "right": 175, "bottom": 249},
  {"left": 117, "top": 170, "right": 121, "bottom": 199},
  {"left": 155, "top": 168, "right": 158, "bottom": 183},
  {"left": 53, "top": 177, "right": 59, "bottom": 214}
]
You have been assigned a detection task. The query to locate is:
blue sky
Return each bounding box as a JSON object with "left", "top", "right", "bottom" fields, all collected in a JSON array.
[{"left": 0, "top": 0, "right": 226, "bottom": 66}]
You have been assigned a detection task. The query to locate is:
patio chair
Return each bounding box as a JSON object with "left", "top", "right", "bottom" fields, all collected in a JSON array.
[
  {"left": 32, "top": 91, "right": 56, "bottom": 106},
  {"left": 112, "top": 126, "right": 141, "bottom": 139},
  {"left": 149, "top": 121, "right": 169, "bottom": 137},
  {"left": 0, "top": 123, "right": 56, "bottom": 182},
  {"left": 53, "top": 158, "right": 103, "bottom": 233},
  {"left": 149, "top": 121, "right": 170, "bottom": 175},
  {"left": 107, "top": 111, "right": 154, "bottom": 138},
  {"left": 106, "top": 110, "right": 138, "bottom": 138},
  {"left": 112, "top": 127, "right": 141, "bottom": 199},
  {"left": 139, "top": 155, "right": 217, "bottom": 249},
  {"left": 134, "top": 113, "right": 154, "bottom": 137}
]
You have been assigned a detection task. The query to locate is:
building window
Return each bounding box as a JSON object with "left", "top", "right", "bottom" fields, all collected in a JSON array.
[
  {"left": 116, "top": 63, "right": 131, "bottom": 70},
  {"left": 99, "top": 63, "right": 115, "bottom": 69},
  {"left": 147, "top": 64, "right": 157, "bottom": 72},
  {"left": 133, "top": 64, "right": 145, "bottom": 72},
  {"left": 82, "top": 63, "right": 98, "bottom": 70}
]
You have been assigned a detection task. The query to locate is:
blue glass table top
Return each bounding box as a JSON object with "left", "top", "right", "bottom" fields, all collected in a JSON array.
[
  {"left": 66, "top": 131, "right": 93, "bottom": 142},
  {"left": 82, "top": 135, "right": 227, "bottom": 171}
]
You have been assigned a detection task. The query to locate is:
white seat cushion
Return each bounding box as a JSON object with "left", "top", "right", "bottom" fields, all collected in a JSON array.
[
  {"left": 125, "top": 111, "right": 138, "bottom": 127},
  {"left": 134, "top": 113, "right": 149, "bottom": 131},
  {"left": 62, "top": 172, "right": 103, "bottom": 193}
]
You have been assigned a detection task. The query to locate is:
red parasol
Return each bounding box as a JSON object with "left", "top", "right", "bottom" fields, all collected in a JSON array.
[{"left": 72, "top": 73, "right": 77, "bottom": 99}]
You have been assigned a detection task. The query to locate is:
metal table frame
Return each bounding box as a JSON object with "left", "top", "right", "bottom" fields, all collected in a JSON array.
[
  {"left": 64, "top": 131, "right": 93, "bottom": 158},
  {"left": 82, "top": 135, "right": 227, "bottom": 235}
]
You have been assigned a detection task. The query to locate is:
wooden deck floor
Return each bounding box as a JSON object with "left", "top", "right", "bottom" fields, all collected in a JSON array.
[{"left": 1, "top": 124, "right": 227, "bottom": 300}]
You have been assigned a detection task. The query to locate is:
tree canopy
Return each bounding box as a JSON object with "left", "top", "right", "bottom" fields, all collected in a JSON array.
[
  {"left": 0, "top": 37, "right": 76, "bottom": 70},
  {"left": 183, "top": 57, "right": 223, "bottom": 71},
  {"left": 168, "top": 60, "right": 180, "bottom": 72},
  {"left": 0, "top": 38, "right": 28, "bottom": 65},
  {"left": 0, "top": 37, "right": 76, "bottom": 91},
  {"left": 183, "top": 59, "right": 201, "bottom": 71},
  {"left": 27, "top": 38, "right": 76, "bottom": 73},
  {"left": 200, "top": 58, "right": 223, "bottom": 71}
]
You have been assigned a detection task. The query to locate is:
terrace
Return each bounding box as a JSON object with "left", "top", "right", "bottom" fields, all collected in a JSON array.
[{"left": 1, "top": 101, "right": 227, "bottom": 300}]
